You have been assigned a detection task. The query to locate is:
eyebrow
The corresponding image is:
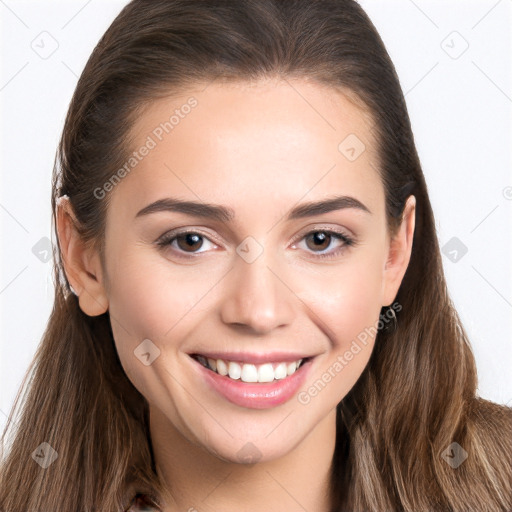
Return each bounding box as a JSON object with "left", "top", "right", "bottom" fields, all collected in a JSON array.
[{"left": 135, "top": 194, "right": 371, "bottom": 222}]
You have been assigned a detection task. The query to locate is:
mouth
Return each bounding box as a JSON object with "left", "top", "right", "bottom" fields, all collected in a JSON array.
[{"left": 189, "top": 353, "right": 313, "bottom": 384}]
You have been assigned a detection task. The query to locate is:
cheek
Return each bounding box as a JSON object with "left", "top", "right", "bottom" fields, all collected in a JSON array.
[
  {"left": 303, "top": 251, "right": 385, "bottom": 344},
  {"left": 294, "top": 253, "right": 386, "bottom": 409},
  {"left": 106, "top": 255, "right": 201, "bottom": 399},
  {"left": 107, "top": 251, "right": 207, "bottom": 342}
]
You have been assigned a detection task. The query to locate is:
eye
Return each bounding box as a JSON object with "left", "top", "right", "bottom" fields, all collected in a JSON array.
[
  {"left": 291, "top": 229, "right": 355, "bottom": 259},
  {"left": 156, "top": 227, "right": 356, "bottom": 260},
  {"left": 156, "top": 230, "right": 218, "bottom": 257}
]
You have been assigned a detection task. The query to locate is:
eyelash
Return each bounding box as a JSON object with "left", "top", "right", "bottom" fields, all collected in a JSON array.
[{"left": 156, "top": 227, "right": 356, "bottom": 260}]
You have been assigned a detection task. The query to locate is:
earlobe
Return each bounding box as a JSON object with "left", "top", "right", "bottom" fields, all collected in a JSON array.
[
  {"left": 77, "top": 285, "right": 110, "bottom": 317},
  {"left": 56, "top": 197, "right": 109, "bottom": 316},
  {"left": 381, "top": 195, "right": 416, "bottom": 307}
]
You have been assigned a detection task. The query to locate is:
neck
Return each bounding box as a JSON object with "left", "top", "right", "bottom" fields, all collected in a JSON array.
[{"left": 149, "top": 406, "right": 337, "bottom": 512}]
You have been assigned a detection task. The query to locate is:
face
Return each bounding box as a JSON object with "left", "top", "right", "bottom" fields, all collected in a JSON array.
[{"left": 59, "top": 78, "right": 415, "bottom": 464}]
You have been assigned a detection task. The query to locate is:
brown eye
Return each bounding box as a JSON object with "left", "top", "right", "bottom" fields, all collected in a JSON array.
[
  {"left": 292, "top": 229, "right": 355, "bottom": 260},
  {"left": 156, "top": 230, "right": 217, "bottom": 257},
  {"left": 304, "top": 232, "right": 332, "bottom": 252},
  {"left": 175, "top": 233, "right": 204, "bottom": 252}
]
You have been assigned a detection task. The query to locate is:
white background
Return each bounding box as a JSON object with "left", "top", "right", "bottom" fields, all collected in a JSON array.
[{"left": 1, "top": 0, "right": 511, "bottom": 437}]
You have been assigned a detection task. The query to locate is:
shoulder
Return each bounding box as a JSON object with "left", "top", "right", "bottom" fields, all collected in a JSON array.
[
  {"left": 434, "top": 398, "right": 512, "bottom": 510},
  {"left": 466, "top": 398, "right": 512, "bottom": 485},
  {"left": 470, "top": 397, "right": 512, "bottom": 439}
]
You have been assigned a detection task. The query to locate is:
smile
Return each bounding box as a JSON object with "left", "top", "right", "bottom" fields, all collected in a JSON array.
[
  {"left": 189, "top": 352, "right": 315, "bottom": 409},
  {"left": 191, "top": 354, "right": 310, "bottom": 383}
]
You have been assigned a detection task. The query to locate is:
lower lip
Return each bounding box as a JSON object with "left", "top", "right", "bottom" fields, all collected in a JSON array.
[{"left": 189, "top": 356, "right": 314, "bottom": 410}]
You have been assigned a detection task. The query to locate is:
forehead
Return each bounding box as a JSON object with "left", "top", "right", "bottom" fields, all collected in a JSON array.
[{"left": 108, "top": 78, "right": 382, "bottom": 222}]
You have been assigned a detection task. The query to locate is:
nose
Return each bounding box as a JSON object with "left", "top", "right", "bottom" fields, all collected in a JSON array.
[{"left": 219, "top": 251, "right": 295, "bottom": 335}]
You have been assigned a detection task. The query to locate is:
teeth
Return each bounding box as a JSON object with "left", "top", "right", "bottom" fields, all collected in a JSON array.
[
  {"left": 274, "top": 362, "right": 288, "bottom": 380},
  {"left": 194, "top": 355, "right": 305, "bottom": 382},
  {"left": 241, "top": 364, "right": 258, "bottom": 383},
  {"left": 258, "top": 363, "right": 275, "bottom": 382},
  {"left": 216, "top": 359, "right": 228, "bottom": 376},
  {"left": 228, "top": 361, "right": 242, "bottom": 380},
  {"left": 287, "top": 361, "right": 297, "bottom": 375}
]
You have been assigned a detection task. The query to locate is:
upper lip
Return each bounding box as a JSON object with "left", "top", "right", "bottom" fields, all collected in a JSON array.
[{"left": 188, "top": 351, "right": 314, "bottom": 364}]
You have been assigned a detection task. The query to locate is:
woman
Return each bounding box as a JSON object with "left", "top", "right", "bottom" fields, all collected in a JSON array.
[{"left": 1, "top": 1, "right": 510, "bottom": 511}]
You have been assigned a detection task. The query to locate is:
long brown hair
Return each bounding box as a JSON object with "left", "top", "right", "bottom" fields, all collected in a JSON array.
[{"left": 1, "top": 1, "right": 511, "bottom": 510}]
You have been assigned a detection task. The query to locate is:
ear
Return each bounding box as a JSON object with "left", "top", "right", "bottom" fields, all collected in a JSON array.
[
  {"left": 56, "top": 197, "right": 109, "bottom": 316},
  {"left": 381, "top": 195, "right": 416, "bottom": 307}
]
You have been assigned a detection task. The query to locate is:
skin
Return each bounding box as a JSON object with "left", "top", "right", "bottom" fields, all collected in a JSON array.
[{"left": 57, "top": 78, "right": 415, "bottom": 512}]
